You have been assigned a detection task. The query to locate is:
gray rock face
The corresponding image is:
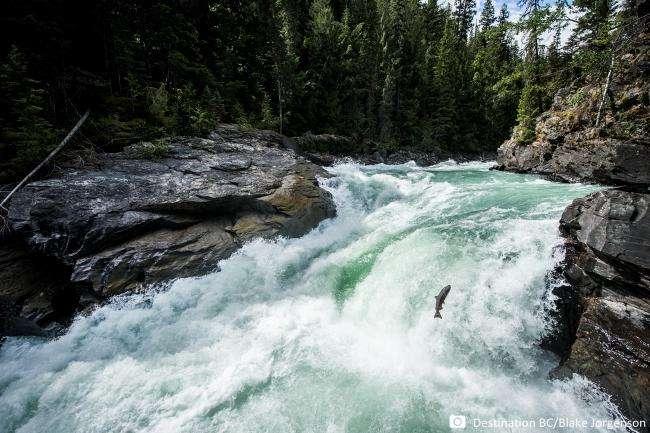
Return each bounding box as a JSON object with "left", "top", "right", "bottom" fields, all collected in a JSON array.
[
  {"left": 561, "top": 190, "right": 650, "bottom": 282},
  {"left": 2, "top": 125, "right": 335, "bottom": 332},
  {"left": 552, "top": 294, "right": 650, "bottom": 427},
  {"left": 497, "top": 135, "right": 650, "bottom": 186},
  {"left": 546, "top": 189, "right": 650, "bottom": 426}
]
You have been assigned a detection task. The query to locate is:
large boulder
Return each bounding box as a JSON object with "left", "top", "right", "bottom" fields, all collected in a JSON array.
[
  {"left": 496, "top": 130, "right": 650, "bottom": 186},
  {"left": 546, "top": 189, "right": 650, "bottom": 425},
  {"left": 2, "top": 125, "right": 335, "bottom": 333}
]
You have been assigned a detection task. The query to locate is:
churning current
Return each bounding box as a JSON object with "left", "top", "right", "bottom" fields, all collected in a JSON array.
[{"left": 0, "top": 161, "right": 632, "bottom": 432}]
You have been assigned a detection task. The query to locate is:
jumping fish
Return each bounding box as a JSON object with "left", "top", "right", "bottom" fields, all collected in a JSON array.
[{"left": 434, "top": 285, "right": 451, "bottom": 319}]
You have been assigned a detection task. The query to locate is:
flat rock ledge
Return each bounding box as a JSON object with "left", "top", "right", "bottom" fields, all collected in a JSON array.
[
  {"left": 496, "top": 133, "right": 649, "bottom": 187},
  {"left": 544, "top": 189, "right": 650, "bottom": 425},
  {"left": 1, "top": 125, "right": 335, "bottom": 336}
]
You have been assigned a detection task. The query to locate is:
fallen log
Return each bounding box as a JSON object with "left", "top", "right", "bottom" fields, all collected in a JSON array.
[{"left": 0, "top": 110, "right": 89, "bottom": 212}]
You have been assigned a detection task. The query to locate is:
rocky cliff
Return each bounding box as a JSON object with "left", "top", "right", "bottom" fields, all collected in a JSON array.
[
  {"left": 496, "top": 24, "right": 649, "bottom": 187},
  {"left": 496, "top": 8, "right": 650, "bottom": 426},
  {"left": 545, "top": 190, "right": 649, "bottom": 424},
  {"left": 1, "top": 125, "right": 335, "bottom": 336}
]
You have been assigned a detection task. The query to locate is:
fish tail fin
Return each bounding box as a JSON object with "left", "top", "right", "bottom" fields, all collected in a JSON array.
[{"left": 434, "top": 311, "right": 442, "bottom": 319}]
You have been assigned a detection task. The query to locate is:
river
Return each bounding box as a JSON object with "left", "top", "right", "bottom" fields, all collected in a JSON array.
[{"left": 0, "top": 161, "right": 632, "bottom": 432}]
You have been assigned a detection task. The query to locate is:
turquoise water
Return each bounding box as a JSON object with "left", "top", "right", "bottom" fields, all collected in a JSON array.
[{"left": 0, "top": 161, "right": 630, "bottom": 432}]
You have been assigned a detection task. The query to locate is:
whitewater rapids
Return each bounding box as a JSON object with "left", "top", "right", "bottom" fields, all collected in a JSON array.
[{"left": 0, "top": 161, "right": 631, "bottom": 432}]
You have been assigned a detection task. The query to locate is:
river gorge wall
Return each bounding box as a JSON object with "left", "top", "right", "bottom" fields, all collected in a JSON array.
[
  {"left": 0, "top": 125, "right": 335, "bottom": 337},
  {"left": 497, "top": 10, "right": 649, "bottom": 425},
  {"left": 548, "top": 190, "right": 649, "bottom": 424}
]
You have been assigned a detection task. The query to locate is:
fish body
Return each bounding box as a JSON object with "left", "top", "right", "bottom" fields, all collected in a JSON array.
[{"left": 434, "top": 285, "right": 451, "bottom": 319}]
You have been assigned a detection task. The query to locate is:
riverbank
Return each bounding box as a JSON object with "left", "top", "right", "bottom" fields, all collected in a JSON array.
[
  {"left": 549, "top": 189, "right": 649, "bottom": 425},
  {"left": 293, "top": 133, "right": 496, "bottom": 167},
  {"left": 1, "top": 118, "right": 646, "bottom": 427},
  {"left": 498, "top": 118, "right": 650, "bottom": 429},
  {"left": 1, "top": 124, "right": 500, "bottom": 338}
]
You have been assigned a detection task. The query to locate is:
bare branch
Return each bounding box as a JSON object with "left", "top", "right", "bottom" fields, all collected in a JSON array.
[{"left": 0, "top": 111, "right": 90, "bottom": 209}]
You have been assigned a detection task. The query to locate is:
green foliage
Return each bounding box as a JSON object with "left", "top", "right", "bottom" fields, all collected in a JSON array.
[
  {"left": 173, "top": 86, "right": 222, "bottom": 135},
  {"left": 454, "top": 0, "right": 477, "bottom": 40},
  {"left": 479, "top": 0, "right": 496, "bottom": 30},
  {"left": 299, "top": 0, "right": 348, "bottom": 133},
  {"left": 147, "top": 85, "right": 174, "bottom": 128},
  {"left": 570, "top": 0, "right": 615, "bottom": 77},
  {"left": 498, "top": 2, "right": 510, "bottom": 25},
  {"left": 511, "top": 0, "right": 567, "bottom": 145},
  {"left": 257, "top": 93, "right": 281, "bottom": 131},
  {"left": 0, "top": 46, "right": 57, "bottom": 181},
  {"left": 471, "top": 1, "right": 522, "bottom": 148},
  {"left": 3, "top": 0, "right": 631, "bottom": 176},
  {"left": 0, "top": 0, "right": 521, "bottom": 170},
  {"left": 515, "top": 84, "right": 544, "bottom": 144},
  {"left": 567, "top": 88, "right": 587, "bottom": 107},
  {"left": 133, "top": 139, "right": 171, "bottom": 160}
]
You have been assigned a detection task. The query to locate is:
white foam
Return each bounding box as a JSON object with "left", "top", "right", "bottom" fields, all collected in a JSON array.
[{"left": 0, "top": 162, "right": 623, "bottom": 433}]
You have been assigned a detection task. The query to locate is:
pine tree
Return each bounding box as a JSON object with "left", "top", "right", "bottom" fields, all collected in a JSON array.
[
  {"left": 301, "top": 0, "right": 348, "bottom": 133},
  {"left": 470, "top": 0, "right": 521, "bottom": 148},
  {"left": 479, "top": 0, "right": 496, "bottom": 30},
  {"left": 498, "top": 2, "right": 509, "bottom": 26},
  {"left": 340, "top": 2, "right": 382, "bottom": 141},
  {"left": 570, "top": 0, "right": 615, "bottom": 75},
  {"left": 418, "top": 0, "right": 447, "bottom": 150},
  {"left": 513, "top": 0, "right": 549, "bottom": 143},
  {"left": 379, "top": 0, "right": 406, "bottom": 147},
  {"left": 432, "top": 16, "right": 462, "bottom": 149},
  {"left": 0, "top": 46, "right": 56, "bottom": 180},
  {"left": 490, "top": 4, "right": 523, "bottom": 145},
  {"left": 453, "top": 0, "right": 477, "bottom": 41}
]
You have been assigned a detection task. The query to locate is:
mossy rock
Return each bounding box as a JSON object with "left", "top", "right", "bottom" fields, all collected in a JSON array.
[{"left": 125, "top": 139, "right": 171, "bottom": 160}]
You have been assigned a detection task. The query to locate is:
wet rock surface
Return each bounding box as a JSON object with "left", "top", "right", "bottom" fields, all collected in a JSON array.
[
  {"left": 1, "top": 125, "right": 335, "bottom": 335},
  {"left": 546, "top": 189, "right": 650, "bottom": 425},
  {"left": 497, "top": 131, "right": 649, "bottom": 186}
]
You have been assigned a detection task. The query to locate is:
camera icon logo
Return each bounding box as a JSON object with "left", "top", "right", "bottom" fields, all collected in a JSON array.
[{"left": 449, "top": 415, "right": 467, "bottom": 429}]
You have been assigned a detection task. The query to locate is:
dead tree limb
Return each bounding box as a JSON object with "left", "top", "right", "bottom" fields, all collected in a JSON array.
[
  {"left": 0, "top": 110, "right": 90, "bottom": 212},
  {"left": 595, "top": 56, "right": 615, "bottom": 128}
]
